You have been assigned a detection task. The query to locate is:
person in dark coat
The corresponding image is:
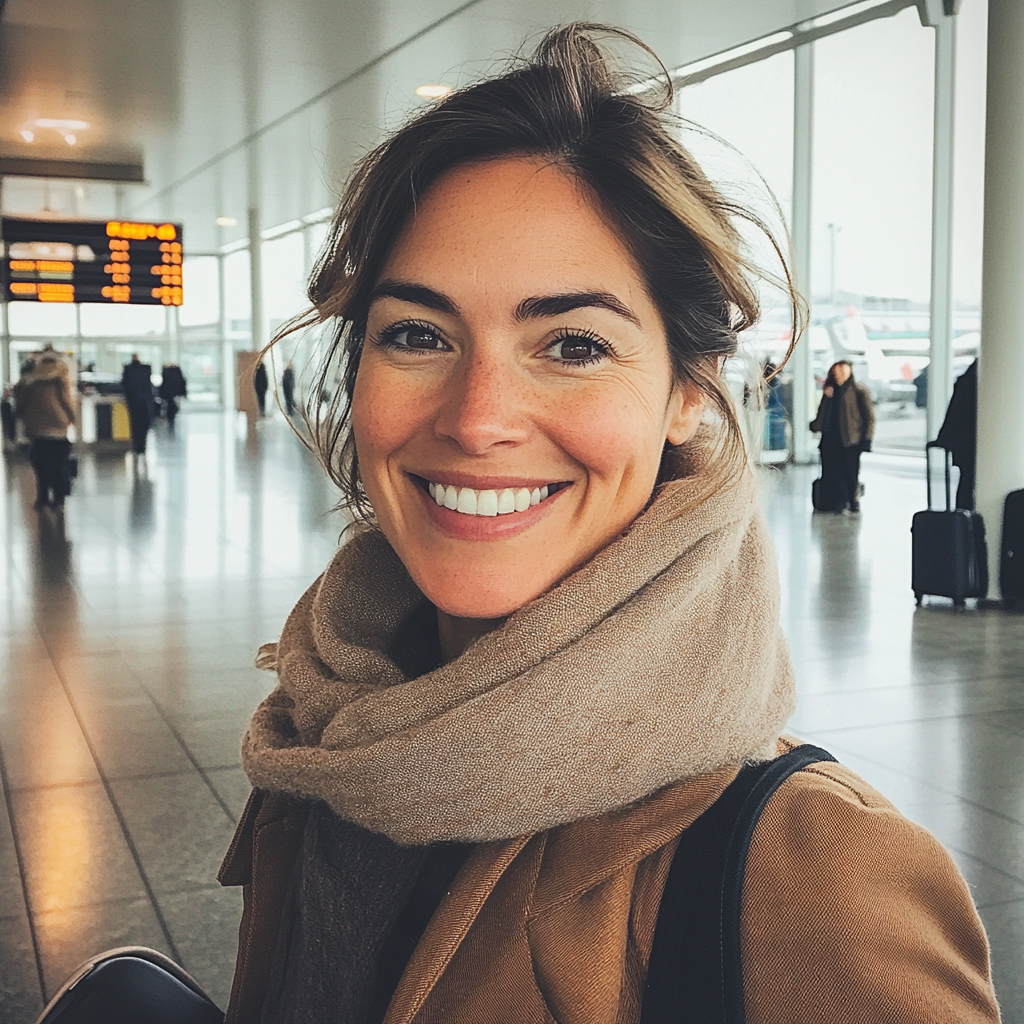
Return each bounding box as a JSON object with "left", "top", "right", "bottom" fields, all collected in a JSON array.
[
  {"left": 935, "top": 359, "right": 978, "bottom": 511},
  {"left": 282, "top": 362, "right": 296, "bottom": 416},
  {"left": 810, "top": 360, "right": 875, "bottom": 513},
  {"left": 121, "top": 354, "right": 154, "bottom": 455},
  {"left": 158, "top": 364, "right": 188, "bottom": 431},
  {"left": 254, "top": 361, "right": 269, "bottom": 417}
]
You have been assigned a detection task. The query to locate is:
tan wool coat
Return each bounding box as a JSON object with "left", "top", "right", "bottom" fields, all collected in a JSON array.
[
  {"left": 220, "top": 739, "right": 1000, "bottom": 1024},
  {"left": 13, "top": 358, "right": 76, "bottom": 439}
]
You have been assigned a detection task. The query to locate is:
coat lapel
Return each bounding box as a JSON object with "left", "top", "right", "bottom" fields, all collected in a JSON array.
[{"left": 383, "top": 834, "right": 533, "bottom": 1024}]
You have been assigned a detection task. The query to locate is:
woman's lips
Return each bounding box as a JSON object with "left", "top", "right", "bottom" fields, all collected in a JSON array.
[{"left": 411, "top": 474, "right": 568, "bottom": 540}]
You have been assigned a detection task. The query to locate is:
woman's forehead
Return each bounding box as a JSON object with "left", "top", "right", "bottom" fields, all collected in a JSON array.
[{"left": 378, "top": 157, "right": 650, "bottom": 312}]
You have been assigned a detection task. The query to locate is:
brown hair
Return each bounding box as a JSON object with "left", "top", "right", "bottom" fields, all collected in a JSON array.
[
  {"left": 275, "top": 23, "right": 801, "bottom": 519},
  {"left": 826, "top": 360, "right": 854, "bottom": 387}
]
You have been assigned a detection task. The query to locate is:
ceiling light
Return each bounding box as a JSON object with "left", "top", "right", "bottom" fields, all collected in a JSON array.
[
  {"left": 35, "top": 118, "right": 90, "bottom": 130},
  {"left": 415, "top": 84, "right": 452, "bottom": 99},
  {"left": 20, "top": 129, "right": 34, "bottom": 142},
  {"left": 215, "top": 216, "right": 238, "bottom": 227},
  {"left": 64, "top": 133, "right": 77, "bottom": 146}
]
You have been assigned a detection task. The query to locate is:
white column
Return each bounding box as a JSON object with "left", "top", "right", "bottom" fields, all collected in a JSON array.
[
  {"left": 248, "top": 205, "right": 264, "bottom": 354},
  {"left": 790, "top": 43, "right": 815, "bottom": 464},
  {"left": 926, "top": 11, "right": 957, "bottom": 442},
  {"left": 1, "top": 177, "right": 9, "bottom": 389},
  {"left": 1, "top": 298, "right": 10, "bottom": 390},
  {"left": 218, "top": 253, "right": 234, "bottom": 410},
  {"left": 165, "top": 306, "right": 181, "bottom": 364},
  {"left": 977, "top": 0, "right": 1024, "bottom": 595}
]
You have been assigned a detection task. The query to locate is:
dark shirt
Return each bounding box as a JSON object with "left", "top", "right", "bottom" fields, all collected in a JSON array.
[{"left": 260, "top": 602, "right": 469, "bottom": 1024}]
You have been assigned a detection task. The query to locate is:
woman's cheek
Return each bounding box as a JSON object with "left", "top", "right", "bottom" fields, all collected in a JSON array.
[
  {"left": 547, "top": 391, "right": 663, "bottom": 487},
  {"left": 352, "top": 368, "right": 418, "bottom": 470}
]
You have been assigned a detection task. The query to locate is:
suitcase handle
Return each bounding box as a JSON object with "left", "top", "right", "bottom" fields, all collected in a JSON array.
[{"left": 926, "top": 441, "right": 952, "bottom": 512}]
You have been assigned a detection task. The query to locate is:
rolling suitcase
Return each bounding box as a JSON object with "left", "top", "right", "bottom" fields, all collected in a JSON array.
[
  {"left": 912, "top": 443, "right": 988, "bottom": 607},
  {"left": 1000, "top": 489, "right": 1024, "bottom": 608},
  {"left": 811, "top": 476, "right": 834, "bottom": 512}
]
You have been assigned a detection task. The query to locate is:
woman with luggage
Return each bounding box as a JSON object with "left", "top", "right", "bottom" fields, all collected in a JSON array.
[
  {"left": 218, "top": 26, "right": 998, "bottom": 1024},
  {"left": 810, "top": 359, "right": 875, "bottom": 513},
  {"left": 158, "top": 363, "right": 188, "bottom": 431},
  {"left": 13, "top": 350, "right": 77, "bottom": 509}
]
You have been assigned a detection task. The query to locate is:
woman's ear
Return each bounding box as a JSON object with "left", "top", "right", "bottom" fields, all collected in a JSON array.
[{"left": 665, "top": 384, "right": 705, "bottom": 446}]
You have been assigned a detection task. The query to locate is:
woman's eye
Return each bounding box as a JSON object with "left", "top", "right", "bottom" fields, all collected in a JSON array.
[
  {"left": 550, "top": 335, "right": 607, "bottom": 364},
  {"left": 382, "top": 325, "right": 444, "bottom": 351}
]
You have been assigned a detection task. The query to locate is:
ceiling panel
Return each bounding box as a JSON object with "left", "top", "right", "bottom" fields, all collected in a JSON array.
[{"left": 0, "top": 0, "right": 880, "bottom": 248}]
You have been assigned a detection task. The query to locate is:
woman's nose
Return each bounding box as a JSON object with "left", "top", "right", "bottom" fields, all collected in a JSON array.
[{"left": 433, "top": 351, "right": 529, "bottom": 454}]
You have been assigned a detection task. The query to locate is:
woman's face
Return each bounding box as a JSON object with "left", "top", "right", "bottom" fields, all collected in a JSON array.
[
  {"left": 353, "top": 157, "right": 702, "bottom": 620},
  {"left": 832, "top": 362, "right": 852, "bottom": 386}
]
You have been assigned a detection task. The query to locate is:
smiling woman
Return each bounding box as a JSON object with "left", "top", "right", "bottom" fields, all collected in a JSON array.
[
  {"left": 222, "top": 22, "right": 1000, "bottom": 1024},
  {"left": 355, "top": 157, "right": 702, "bottom": 633}
]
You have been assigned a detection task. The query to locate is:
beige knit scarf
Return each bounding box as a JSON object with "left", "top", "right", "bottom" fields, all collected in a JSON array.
[{"left": 242, "top": 449, "right": 795, "bottom": 846}]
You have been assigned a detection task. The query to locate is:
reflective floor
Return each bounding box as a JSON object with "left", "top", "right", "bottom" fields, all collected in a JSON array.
[{"left": 1, "top": 412, "right": 1022, "bottom": 1022}]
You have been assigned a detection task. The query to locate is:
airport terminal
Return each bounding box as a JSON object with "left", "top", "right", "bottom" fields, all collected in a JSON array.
[{"left": 1, "top": 0, "right": 1023, "bottom": 1020}]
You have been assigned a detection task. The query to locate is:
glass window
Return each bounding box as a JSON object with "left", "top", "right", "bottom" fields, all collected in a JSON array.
[
  {"left": 811, "top": 8, "right": 935, "bottom": 452},
  {"left": 179, "top": 256, "right": 220, "bottom": 327},
  {"left": 950, "top": 0, "right": 986, "bottom": 382},
  {"left": 306, "top": 220, "right": 330, "bottom": 271},
  {"left": 7, "top": 302, "right": 77, "bottom": 338},
  {"left": 79, "top": 303, "right": 166, "bottom": 338},
  {"left": 223, "top": 248, "right": 252, "bottom": 338},
  {"left": 263, "top": 231, "right": 307, "bottom": 338},
  {"left": 677, "top": 50, "right": 795, "bottom": 459}
]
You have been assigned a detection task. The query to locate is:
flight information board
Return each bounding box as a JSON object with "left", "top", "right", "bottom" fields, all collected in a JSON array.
[{"left": 0, "top": 218, "right": 183, "bottom": 305}]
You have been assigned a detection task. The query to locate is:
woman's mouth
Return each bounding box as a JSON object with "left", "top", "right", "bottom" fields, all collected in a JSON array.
[{"left": 418, "top": 478, "right": 566, "bottom": 517}]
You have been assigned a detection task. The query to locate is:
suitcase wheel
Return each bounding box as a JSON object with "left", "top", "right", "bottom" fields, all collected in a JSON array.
[
  {"left": 954, "top": 597, "right": 966, "bottom": 609},
  {"left": 914, "top": 592, "right": 922, "bottom": 607}
]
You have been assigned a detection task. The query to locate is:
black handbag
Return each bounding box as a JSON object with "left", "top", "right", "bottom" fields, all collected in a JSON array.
[{"left": 35, "top": 946, "right": 223, "bottom": 1024}]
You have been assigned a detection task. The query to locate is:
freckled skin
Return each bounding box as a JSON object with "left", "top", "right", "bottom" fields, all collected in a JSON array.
[{"left": 352, "top": 157, "right": 703, "bottom": 630}]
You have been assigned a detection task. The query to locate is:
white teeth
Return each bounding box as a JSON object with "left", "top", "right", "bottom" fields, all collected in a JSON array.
[
  {"left": 427, "top": 480, "right": 558, "bottom": 516},
  {"left": 456, "top": 487, "right": 478, "bottom": 514}
]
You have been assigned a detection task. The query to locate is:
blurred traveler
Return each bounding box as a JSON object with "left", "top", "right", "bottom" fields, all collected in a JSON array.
[
  {"left": 121, "top": 354, "right": 155, "bottom": 456},
  {"left": 13, "top": 352, "right": 76, "bottom": 508},
  {"left": 158, "top": 363, "right": 188, "bottom": 431},
  {"left": 254, "top": 360, "right": 269, "bottom": 417},
  {"left": 935, "top": 359, "right": 978, "bottom": 511},
  {"left": 1, "top": 386, "right": 16, "bottom": 444},
  {"left": 810, "top": 360, "right": 875, "bottom": 513},
  {"left": 221, "top": 25, "right": 998, "bottom": 1024},
  {"left": 282, "top": 362, "right": 296, "bottom": 416}
]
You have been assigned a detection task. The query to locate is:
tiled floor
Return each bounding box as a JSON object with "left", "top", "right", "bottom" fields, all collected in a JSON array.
[{"left": 1, "top": 412, "right": 1022, "bottom": 1021}]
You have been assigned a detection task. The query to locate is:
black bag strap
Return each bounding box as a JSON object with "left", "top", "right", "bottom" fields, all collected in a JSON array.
[{"left": 641, "top": 743, "right": 837, "bottom": 1024}]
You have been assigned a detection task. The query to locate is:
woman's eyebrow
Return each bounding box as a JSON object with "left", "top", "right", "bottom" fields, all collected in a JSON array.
[
  {"left": 369, "top": 280, "right": 461, "bottom": 316},
  {"left": 369, "top": 281, "right": 641, "bottom": 329},
  {"left": 514, "top": 292, "right": 642, "bottom": 328}
]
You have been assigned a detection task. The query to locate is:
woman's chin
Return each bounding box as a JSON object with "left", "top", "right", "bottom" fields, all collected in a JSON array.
[{"left": 420, "top": 576, "right": 548, "bottom": 622}]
